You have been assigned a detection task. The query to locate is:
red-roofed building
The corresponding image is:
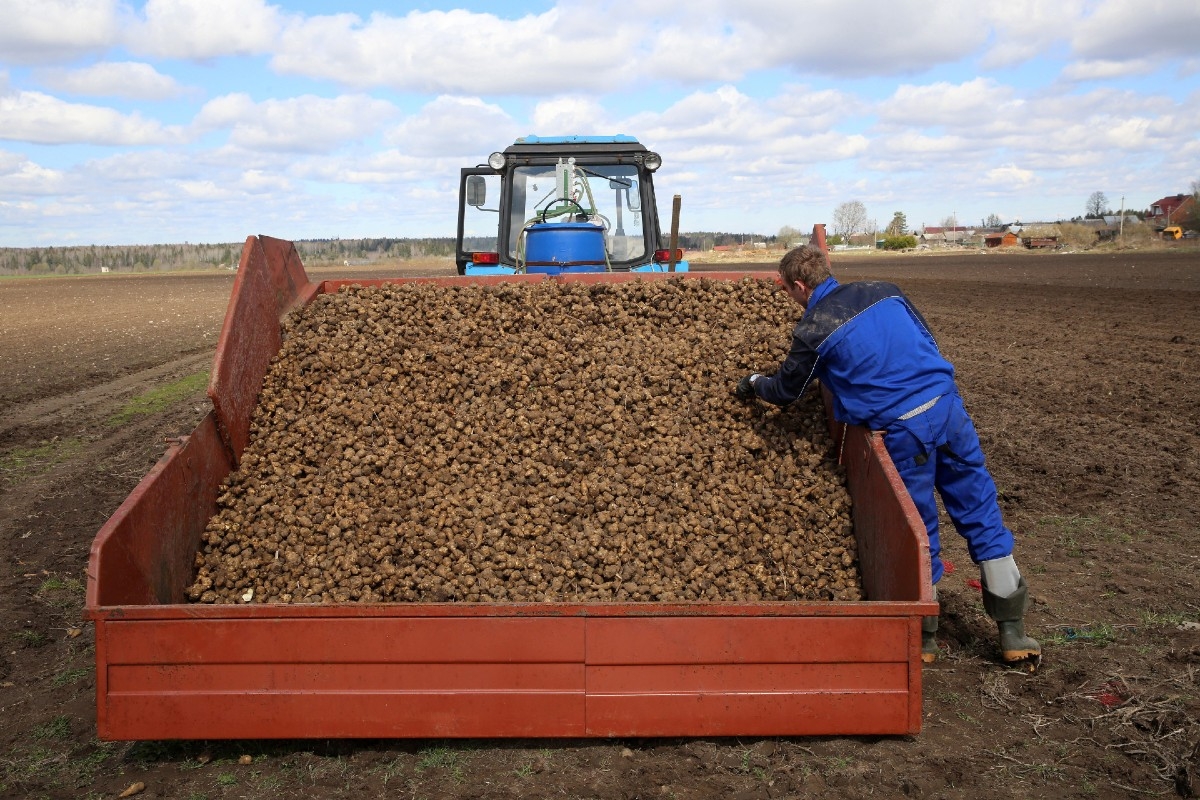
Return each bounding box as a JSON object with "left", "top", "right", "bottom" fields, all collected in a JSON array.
[{"left": 1147, "top": 194, "right": 1195, "bottom": 227}]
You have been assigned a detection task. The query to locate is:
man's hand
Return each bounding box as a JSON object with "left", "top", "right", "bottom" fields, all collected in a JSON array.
[{"left": 735, "top": 374, "right": 761, "bottom": 401}]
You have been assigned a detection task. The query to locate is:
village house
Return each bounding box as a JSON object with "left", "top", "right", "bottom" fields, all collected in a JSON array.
[
  {"left": 1146, "top": 194, "right": 1195, "bottom": 228},
  {"left": 918, "top": 226, "right": 975, "bottom": 248},
  {"left": 984, "top": 230, "right": 1019, "bottom": 248}
]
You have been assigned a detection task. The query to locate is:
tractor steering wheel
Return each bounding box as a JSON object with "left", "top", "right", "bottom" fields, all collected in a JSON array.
[{"left": 540, "top": 198, "right": 588, "bottom": 224}]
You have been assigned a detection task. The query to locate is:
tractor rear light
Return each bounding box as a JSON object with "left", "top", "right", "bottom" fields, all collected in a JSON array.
[
  {"left": 472, "top": 251, "right": 500, "bottom": 265},
  {"left": 653, "top": 248, "right": 683, "bottom": 262}
]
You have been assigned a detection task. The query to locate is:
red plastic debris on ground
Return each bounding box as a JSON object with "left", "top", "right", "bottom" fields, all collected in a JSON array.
[{"left": 1090, "top": 680, "right": 1128, "bottom": 709}]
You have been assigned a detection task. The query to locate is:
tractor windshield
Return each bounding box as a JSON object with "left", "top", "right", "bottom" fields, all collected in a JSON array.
[{"left": 506, "top": 164, "right": 646, "bottom": 263}]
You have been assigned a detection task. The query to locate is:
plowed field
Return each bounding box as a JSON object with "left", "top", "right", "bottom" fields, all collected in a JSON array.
[{"left": 1, "top": 248, "right": 1197, "bottom": 799}]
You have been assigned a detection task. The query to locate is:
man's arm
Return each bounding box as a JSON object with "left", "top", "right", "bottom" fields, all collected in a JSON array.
[{"left": 740, "top": 330, "right": 819, "bottom": 407}]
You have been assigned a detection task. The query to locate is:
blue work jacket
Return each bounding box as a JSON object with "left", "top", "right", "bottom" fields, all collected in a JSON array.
[{"left": 753, "top": 277, "right": 957, "bottom": 430}]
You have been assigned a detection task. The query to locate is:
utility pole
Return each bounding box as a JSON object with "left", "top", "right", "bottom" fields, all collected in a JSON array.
[{"left": 1119, "top": 195, "right": 1125, "bottom": 246}]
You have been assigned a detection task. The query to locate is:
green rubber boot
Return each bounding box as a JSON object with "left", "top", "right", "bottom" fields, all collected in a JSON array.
[
  {"left": 921, "top": 585, "right": 939, "bottom": 664},
  {"left": 921, "top": 614, "right": 939, "bottom": 663},
  {"left": 981, "top": 577, "right": 1042, "bottom": 670}
]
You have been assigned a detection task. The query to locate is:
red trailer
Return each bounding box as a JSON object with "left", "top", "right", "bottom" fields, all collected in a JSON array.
[{"left": 85, "top": 235, "right": 936, "bottom": 741}]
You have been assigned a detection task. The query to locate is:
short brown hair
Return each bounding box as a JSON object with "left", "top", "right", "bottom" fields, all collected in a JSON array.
[{"left": 779, "top": 245, "right": 831, "bottom": 289}]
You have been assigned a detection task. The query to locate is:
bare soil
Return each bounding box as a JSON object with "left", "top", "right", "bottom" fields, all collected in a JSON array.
[{"left": 1, "top": 248, "right": 1198, "bottom": 800}]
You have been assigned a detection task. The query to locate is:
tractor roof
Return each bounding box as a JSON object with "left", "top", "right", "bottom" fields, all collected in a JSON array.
[{"left": 505, "top": 135, "right": 648, "bottom": 158}]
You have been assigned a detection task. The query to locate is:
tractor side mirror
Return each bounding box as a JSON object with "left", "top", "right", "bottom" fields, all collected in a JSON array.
[
  {"left": 610, "top": 177, "right": 641, "bottom": 212},
  {"left": 466, "top": 175, "right": 487, "bottom": 207}
]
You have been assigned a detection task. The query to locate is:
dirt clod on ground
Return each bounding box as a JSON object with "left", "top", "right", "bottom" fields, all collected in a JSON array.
[{"left": 187, "top": 279, "right": 862, "bottom": 604}]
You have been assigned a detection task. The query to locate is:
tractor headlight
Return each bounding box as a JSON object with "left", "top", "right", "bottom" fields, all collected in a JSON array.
[
  {"left": 487, "top": 151, "right": 507, "bottom": 170},
  {"left": 642, "top": 152, "right": 662, "bottom": 171}
]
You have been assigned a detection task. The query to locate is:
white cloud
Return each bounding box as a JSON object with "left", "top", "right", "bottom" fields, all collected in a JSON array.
[
  {"left": 608, "top": 85, "right": 872, "bottom": 210},
  {"left": 531, "top": 97, "right": 609, "bottom": 136},
  {"left": 633, "top": 14, "right": 769, "bottom": 83},
  {"left": 1101, "top": 117, "right": 1155, "bottom": 149},
  {"left": 0, "top": 149, "right": 66, "bottom": 195},
  {"left": 626, "top": 86, "right": 790, "bottom": 147},
  {"left": 867, "top": 80, "right": 1193, "bottom": 180},
  {"left": 547, "top": 0, "right": 992, "bottom": 81},
  {"left": 174, "top": 171, "right": 289, "bottom": 200},
  {"left": 705, "top": 0, "right": 988, "bottom": 77},
  {"left": 765, "top": 86, "right": 868, "bottom": 134},
  {"left": 292, "top": 149, "right": 447, "bottom": 185},
  {"left": 0, "top": 89, "right": 183, "bottom": 145},
  {"left": 624, "top": 85, "right": 867, "bottom": 171},
  {"left": 37, "top": 62, "right": 185, "bottom": 100},
  {"left": 385, "top": 96, "right": 520, "bottom": 158},
  {"left": 194, "top": 92, "right": 397, "bottom": 152},
  {"left": 977, "top": 0, "right": 1083, "bottom": 68},
  {"left": 265, "top": 2, "right": 1001, "bottom": 92},
  {"left": 877, "top": 79, "right": 1023, "bottom": 129},
  {"left": 271, "top": 8, "right": 641, "bottom": 93},
  {"left": 1017, "top": 89, "right": 1183, "bottom": 161},
  {"left": 127, "top": 0, "right": 284, "bottom": 59},
  {"left": 0, "top": 0, "right": 122, "bottom": 63},
  {"left": 1061, "top": 58, "right": 1157, "bottom": 82},
  {"left": 752, "top": 131, "right": 871, "bottom": 165},
  {"left": 0, "top": 199, "right": 39, "bottom": 215},
  {"left": 81, "top": 150, "right": 202, "bottom": 182},
  {"left": 652, "top": 87, "right": 775, "bottom": 140},
  {"left": 177, "top": 179, "right": 230, "bottom": 201},
  {"left": 871, "top": 132, "right": 970, "bottom": 159},
  {"left": 1072, "top": 0, "right": 1200, "bottom": 63},
  {"left": 194, "top": 94, "right": 256, "bottom": 127},
  {"left": 984, "top": 164, "right": 1039, "bottom": 192},
  {"left": 255, "top": 1, "right": 1197, "bottom": 94}
]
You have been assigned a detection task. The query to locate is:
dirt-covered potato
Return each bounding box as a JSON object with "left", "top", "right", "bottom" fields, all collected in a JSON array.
[{"left": 186, "top": 278, "right": 861, "bottom": 604}]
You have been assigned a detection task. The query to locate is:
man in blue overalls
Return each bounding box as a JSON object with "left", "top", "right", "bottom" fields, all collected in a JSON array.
[{"left": 736, "top": 244, "right": 1040, "bottom": 667}]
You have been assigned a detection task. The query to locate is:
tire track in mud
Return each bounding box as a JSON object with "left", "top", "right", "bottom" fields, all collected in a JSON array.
[
  {"left": 0, "top": 350, "right": 215, "bottom": 446},
  {"left": 0, "top": 366, "right": 217, "bottom": 721},
  {"left": 1, "top": 350, "right": 218, "bottom": 582}
]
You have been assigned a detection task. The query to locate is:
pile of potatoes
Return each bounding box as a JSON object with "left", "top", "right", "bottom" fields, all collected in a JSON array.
[{"left": 186, "top": 278, "right": 862, "bottom": 605}]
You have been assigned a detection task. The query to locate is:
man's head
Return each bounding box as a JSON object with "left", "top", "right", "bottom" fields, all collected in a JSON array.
[{"left": 778, "top": 245, "right": 832, "bottom": 307}]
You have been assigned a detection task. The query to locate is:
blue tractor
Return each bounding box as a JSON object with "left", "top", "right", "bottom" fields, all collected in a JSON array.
[{"left": 456, "top": 135, "right": 688, "bottom": 276}]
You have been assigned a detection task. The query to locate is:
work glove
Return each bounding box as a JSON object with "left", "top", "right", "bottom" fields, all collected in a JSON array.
[{"left": 735, "top": 373, "right": 761, "bottom": 401}]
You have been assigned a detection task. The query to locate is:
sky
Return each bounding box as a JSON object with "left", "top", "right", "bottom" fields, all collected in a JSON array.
[{"left": 0, "top": 0, "right": 1198, "bottom": 248}]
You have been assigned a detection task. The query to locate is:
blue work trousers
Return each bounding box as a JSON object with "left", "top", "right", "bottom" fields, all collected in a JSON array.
[{"left": 882, "top": 393, "right": 1014, "bottom": 584}]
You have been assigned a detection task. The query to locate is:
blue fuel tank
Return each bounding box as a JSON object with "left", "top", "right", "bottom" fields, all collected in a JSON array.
[{"left": 524, "top": 222, "right": 607, "bottom": 274}]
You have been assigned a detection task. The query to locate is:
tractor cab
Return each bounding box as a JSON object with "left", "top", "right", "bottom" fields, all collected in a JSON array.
[{"left": 456, "top": 135, "right": 687, "bottom": 275}]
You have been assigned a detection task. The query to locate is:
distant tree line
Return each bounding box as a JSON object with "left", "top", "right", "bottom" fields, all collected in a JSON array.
[
  {"left": 675, "top": 232, "right": 778, "bottom": 250},
  {"left": 0, "top": 238, "right": 464, "bottom": 276},
  {"left": 0, "top": 233, "right": 788, "bottom": 276},
  {"left": 295, "top": 237, "right": 457, "bottom": 262},
  {"left": 0, "top": 242, "right": 240, "bottom": 275}
]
